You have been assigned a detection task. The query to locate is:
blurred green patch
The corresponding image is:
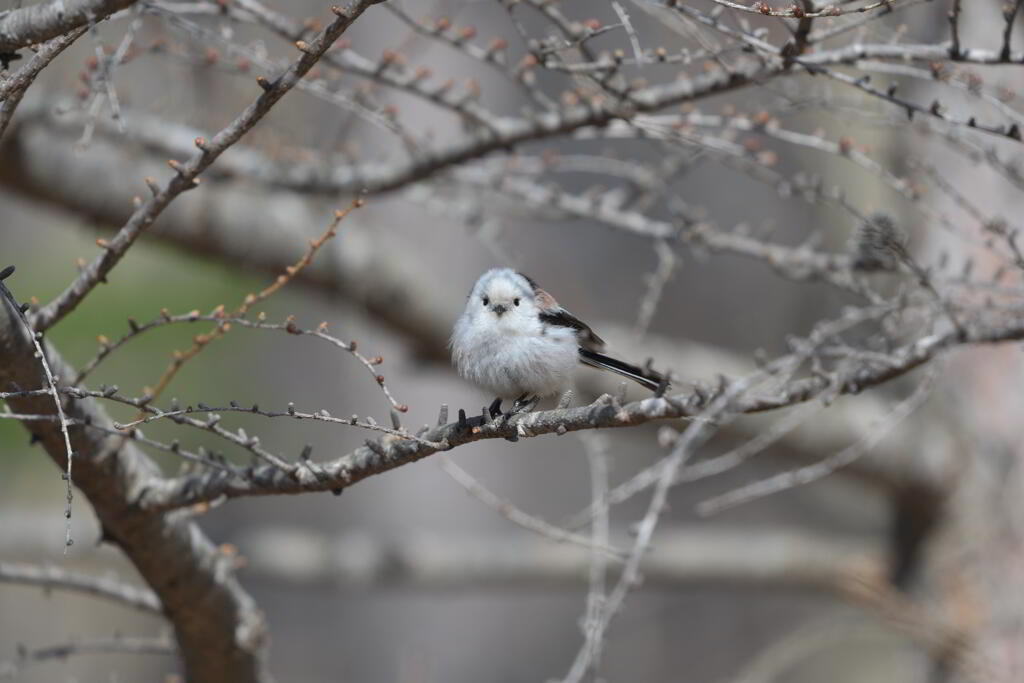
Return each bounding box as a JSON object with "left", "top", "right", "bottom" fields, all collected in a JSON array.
[{"left": 1, "top": 222, "right": 298, "bottom": 495}]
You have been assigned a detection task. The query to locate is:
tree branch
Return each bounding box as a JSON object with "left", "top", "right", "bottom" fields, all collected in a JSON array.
[
  {"left": 137, "top": 315, "right": 1024, "bottom": 511},
  {"left": 0, "top": 0, "right": 136, "bottom": 54},
  {"left": 0, "top": 561, "right": 162, "bottom": 615},
  {"left": 236, "top": 525, "right": 884, "bottom": 593},
  {"left": 0, "top": 27, "right": 88, "bottom": 138},
  {"left": 0, "top": 635, "right": 175, "bottom": 679},
  {"left": 29, "top": 0, "right": 387, "bottom": 333},
  {"left": 0, "top": 287, "right": 271, "bottom": 683},
  {"left": 0, "top": 107, "right": 453, "bottom": 355}
]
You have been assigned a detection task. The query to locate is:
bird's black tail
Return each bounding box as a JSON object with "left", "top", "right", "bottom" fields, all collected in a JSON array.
[{"left": 578, "top": 348, "right": 667, "bottom": 392}]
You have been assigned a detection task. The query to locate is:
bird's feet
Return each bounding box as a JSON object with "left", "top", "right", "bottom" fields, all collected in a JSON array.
[
  {"left": 486, "top": 394, "right": 538, "bottom": 421},
  {"left": 488, "top": 397, "right": 503, "bottom": 420},
  {"left": 510, "top": 393, "right": 539, "bottom": 414}
]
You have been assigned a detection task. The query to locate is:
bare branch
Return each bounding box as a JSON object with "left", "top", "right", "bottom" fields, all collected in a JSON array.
[
  {"left": 706, "top": 0, "right": 908, "bottom": 18},
  {"left": 137, "top": 308, "right": 1023, "bottom": 511},
  {"left": 29, "top": 0, "right": 387, "bottom": 333},
  {"left": 697, "top": 364, "right": 939, "bottom": 515},
  {"left": 1, "top": 264, "right": 271, "bottom": 683},
  {"left": 0, "top": 0, "right": 136, "bottom": 54},
  {"left": 133, "top": 200, "right": 362, "bottom": 412},
  {"left": 0, "top": 561, "right": 162, "bottom": 615},
  {"left": 237, "top": 525, "right": 885, "bottom": 593},
  {"left": 1003, "top": 0, "right": 1024, "bottom": 61},
  {"left": 438, "top": 454, "right": 624, "bottom": 558},
  {"left": 0, "top": 26, "right": 88, "bottom": 138},
  {"left": 0, "top": 635, "right": 175, "bottom": 679},
  {"left": 948, "top": 0, "right": 963, "bottom": 60},
  {"left": 0, "top": 268, "right": 76, "bottom": 550}
]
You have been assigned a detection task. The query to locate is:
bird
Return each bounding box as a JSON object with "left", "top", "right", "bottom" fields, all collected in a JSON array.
[{"left": 451, "top": 268, "right": 667, "bottom": 415}]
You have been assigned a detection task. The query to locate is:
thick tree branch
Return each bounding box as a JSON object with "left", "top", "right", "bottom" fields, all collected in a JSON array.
[
  {"left": 0, "top": 118, "right": 970, "bottom": 511},
  {"left": 0, "top": 117, "right": 960, "bottom": 500},
  {"left": 0, "top": 0, "right": 136, "bottom": 54},
  {"left": 137, "top": 316, "right": 1024, "bottom": 511},
  {"left": 237, "top": 525, "right": 884, "bottom": 593},
  {"left": 9, "top": 60, "right": 768, "bottom": 197},
  {"left": 10, "top": 35, "right": 1017, "bottom": 208},
  {"left": 0, "top": 291, "right": 270, "bottom": 683},
  {"left": 579, "top": 325, "right": 955, "bottom": 497}
]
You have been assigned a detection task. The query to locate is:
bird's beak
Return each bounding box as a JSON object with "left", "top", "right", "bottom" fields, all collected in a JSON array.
[{"left": 491, "top": 304, "right": 508, "bottom": 316}]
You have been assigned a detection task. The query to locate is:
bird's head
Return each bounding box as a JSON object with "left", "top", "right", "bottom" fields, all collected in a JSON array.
[{"left": 464, "top": 268, "right": 538, "bottom": 328}]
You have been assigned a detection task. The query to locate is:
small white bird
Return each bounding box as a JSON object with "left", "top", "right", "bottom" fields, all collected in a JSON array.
[{"left": 451, "top": 269, "right": 667, "bottom": 413}]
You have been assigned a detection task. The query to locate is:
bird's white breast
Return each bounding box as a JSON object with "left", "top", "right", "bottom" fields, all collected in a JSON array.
[{"left": 452, "top": 314, "right": 579, "bottom": 398}]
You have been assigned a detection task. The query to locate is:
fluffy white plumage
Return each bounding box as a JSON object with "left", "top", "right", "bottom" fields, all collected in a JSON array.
[
  {"left": 451, "top": 269, "right": 579, "bottom": 398},
  {"left": 451, "top": 269, "right": 666, "bottom": 402}
]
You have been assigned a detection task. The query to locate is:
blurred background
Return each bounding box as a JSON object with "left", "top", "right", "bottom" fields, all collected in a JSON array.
[{"left": 2, "top": 0, "right": 1023, "bottom": 681}]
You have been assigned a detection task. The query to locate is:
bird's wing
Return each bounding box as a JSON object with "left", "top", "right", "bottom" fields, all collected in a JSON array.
[
  {"left": 538, "top": 305, "right": 605, "bottom": 349},
  {"left": 518, "top": 271, "right": 606, "bottom": 349}
]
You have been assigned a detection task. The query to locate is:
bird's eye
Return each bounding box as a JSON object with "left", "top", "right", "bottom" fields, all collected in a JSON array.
[
  {"left": 482, "top": 296, "right": 489, "bottom": 306},
  {"left": 513, "top": 298, "right": 520, "bottom": 307}
]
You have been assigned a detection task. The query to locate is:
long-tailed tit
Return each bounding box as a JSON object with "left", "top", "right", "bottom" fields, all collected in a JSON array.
[{"left": 451, "top": 268, "right": 667, "bottom": 413}]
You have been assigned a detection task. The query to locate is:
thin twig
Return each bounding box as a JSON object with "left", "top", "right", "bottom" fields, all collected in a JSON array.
[
  {"left": 135, "top": 198, "right": 364, "bottom": 414},
  {"left": 0, "top": 562, "right": 162, "bottom": 614},
  {"left": 0, "top": 635, "right": 175, "bottom": 679},
  {"left": 697, "top": 365, "right": 939, "bottom": 515},
  {"left": 438, "top": 454, "right": 624, "bottom": 558},
  {"left": 0, "top": 269, "right": 76, "bottom": 550},
  {"left": 0, "top": 26, "right": 87, "bottom": 139},
  {"left": 29, "top": 0, "right": 386, "bottom": 333},
  {"left": 76, "top": 312, "right": 406, "bottom": 413}
]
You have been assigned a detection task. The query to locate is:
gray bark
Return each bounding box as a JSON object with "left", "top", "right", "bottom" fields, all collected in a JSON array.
[
  {"left": 0, "top": 0, "right": 137, "bottom": 53},
  {"left": 0, "top": 290, "right": 272, "bottom": 683}
]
